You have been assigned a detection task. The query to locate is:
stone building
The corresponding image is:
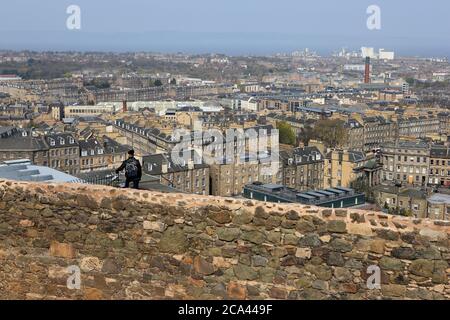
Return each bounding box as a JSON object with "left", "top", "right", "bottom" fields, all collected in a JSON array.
[
  {"left": 45, "top": 133, "right": 80, "bottom": 175},
  {"left": 345, "top": 119, "right": 364, "bottom": 151},
  {"left": 281, "top": 146, "right": 324, "bottom": 191},
  {"left": 324, "top": 149, "right": 366, "bottom": 188},
  {"left": 362, "top": 116, "right": 395, "bottom": 151},
  {"left": 209, "top": 154, "right": 283, "bottom": 197},
  {"left": 79, "top": 137, "right": 129, "bottom": 173},
  {"left": 427, "top": 193, "right": 450, "bottom": 220},
  {"left": 429, "top": 146, "right": 450, "bottom": 187},
  {"left": 373, "top": 185, "right": 428, "bottom": 218},
  {"left": 114, "top": 119, "right": 177, "bottom": 156},
  {"left": 0, "top": 128, "right": 49, "bottom": 166},
  {"left": 79, "top": 139, "right": 108, "bottom": 173},
  {"left": 438, "top": 112, "right": 450, "bottom": 135},
  {"left": 397, "top": 116, "right": 441, "bottom": 139},
  {"left": 102, "top": 136, "right": 130, "bottom": 171},
  {"left": 380, "top": 140, "right": 430, "bottom": 187},
  {"left": 142, "top": 152, "right": 209, "bottom": 195}
]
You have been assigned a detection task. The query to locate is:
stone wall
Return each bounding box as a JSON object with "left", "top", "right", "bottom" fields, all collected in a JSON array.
[{"left": 0, "top": 179, "right": 449, "bottom": 300}]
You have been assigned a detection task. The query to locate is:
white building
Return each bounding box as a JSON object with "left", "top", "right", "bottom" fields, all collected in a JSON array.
[
  {"left": 379, "top": 49, "right": 395, "bottom": 60},
  {"left": 344, "top": 64, "right": 366, "bottom": 72},
  {"left": 361, "top": 47, "right": 376, "bottom": 59},
  {"left": 64, "top": 103, "right": 120, "bottom": 117},
  {"left": 361, "top": 47, "right": 395, "bottom": 60},
  {"left": 240, "top": 97, "right": 259, "bottom": 112}
]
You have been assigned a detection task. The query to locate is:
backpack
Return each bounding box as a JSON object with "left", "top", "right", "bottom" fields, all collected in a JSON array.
[{"left": 125, "top": 158, "right": 139, "bottom": 179}]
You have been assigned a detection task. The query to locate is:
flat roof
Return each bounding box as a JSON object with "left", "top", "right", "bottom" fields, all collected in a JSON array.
[
  {"left": 305, "top": 191, "right": 327, "bottom": 198},
  {"left": 296, "top": 193, "right": 316, "bottom": 200},
  {"left": 315, "top": 190, "right": 335, "bottom": 197},
  {"left": 335, "top": 186, "right": 353, "bottom": 193},
  {"left": 428, "top": 193, "right": 450, "bottom": 204},
  {"left": 326, "top": 188, "right": 346, "bottom": 195},
  {"left": 263, "top": 184, "right": 285, "bottom": 190}
]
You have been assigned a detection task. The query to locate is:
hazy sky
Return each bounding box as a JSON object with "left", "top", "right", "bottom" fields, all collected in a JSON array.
[{"left": 0, "top": 0, "right": 449, "bottom": 56}]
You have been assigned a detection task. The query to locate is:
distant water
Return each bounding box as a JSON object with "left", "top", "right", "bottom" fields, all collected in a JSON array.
[{"left": 0, "top": 31, "right": 449, "bottom": 58}]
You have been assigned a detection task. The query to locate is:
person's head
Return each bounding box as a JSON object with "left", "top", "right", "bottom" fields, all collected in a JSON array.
[{"left": 128, "top": 150, "right": 135, "bottom": 158}]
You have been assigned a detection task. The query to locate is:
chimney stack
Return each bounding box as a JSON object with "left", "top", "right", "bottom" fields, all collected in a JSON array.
[{"left": 122, "top": 100, "right": 127, "bottom": 113}]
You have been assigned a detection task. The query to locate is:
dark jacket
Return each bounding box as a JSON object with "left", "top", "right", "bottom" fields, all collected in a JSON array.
[{"left": 116, "top": 157, "right": 142, "bottom": 180}]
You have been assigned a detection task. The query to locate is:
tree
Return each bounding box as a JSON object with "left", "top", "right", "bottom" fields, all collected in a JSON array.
[
  {"left": 154, "top": 79, "right": 163, "bottom": 87},
  {"left": 350, "top": 176, "right": 375, "bottom": 203},
  {"left": 277, "top": 121, "right": 296, "bottom": 146},
  {"left": 311, "top": 119, "right": 348, "bottom": 148},
  {"left": 298, "top": 125, "right": 315, "bottom": 145},
  {"left": 170, "top": 78, "right": 177, "bottom": 85}
]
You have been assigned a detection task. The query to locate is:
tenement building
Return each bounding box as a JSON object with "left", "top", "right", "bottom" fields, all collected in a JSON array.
[
  {"left": 209, "top": 154, "right": 283, "bottom": 197},
  {"left": 429, "top": 145, "right": 450, "bottom": 187},
  {"left": 45, "top": 133, "right": 80, "bottom": 175},
  {"left": 362, "top": 116, "right": 396, "bottom": 151},
  {"left": 142, "top": 152, "right": 210, "bottom": 195},
  {"left": 281, "top": 146, "right": 324, "bottom": 191},
  {"left": 397, "top": 116, "right": 441, "bottom": 139},
  {"left": 0, "top": 128, "right": 49, "bottom": 166},
  {"left": 324, "top": 149, "right": 367, "bottom": 188},
  {"left": 380, "top": 140, "right": 430, "bottom": 187},
  {"left": 79, "top": 136, "right": 129, "bottom": 173}
]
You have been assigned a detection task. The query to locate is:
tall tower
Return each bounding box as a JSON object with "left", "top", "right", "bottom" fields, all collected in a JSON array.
[{"left": 364, "top": 57, "right": 371, "bottom": 84}]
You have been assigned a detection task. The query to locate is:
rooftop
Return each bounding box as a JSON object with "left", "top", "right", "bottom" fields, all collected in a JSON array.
[
  {"left": 428, "top": 193, "right": 450, "bottom": 204},
  {"left": 0, "top": 159, "right": 80, "bottom": 183}
]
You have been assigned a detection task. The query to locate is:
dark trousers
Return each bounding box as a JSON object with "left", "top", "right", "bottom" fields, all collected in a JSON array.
[{"left": 125, "top": 179, "right": 140, "bottom": 189}]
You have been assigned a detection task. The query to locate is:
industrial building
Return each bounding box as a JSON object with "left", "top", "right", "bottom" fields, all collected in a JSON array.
[{"left": 243, "top": 183, "right": 365, "bottom": 208}]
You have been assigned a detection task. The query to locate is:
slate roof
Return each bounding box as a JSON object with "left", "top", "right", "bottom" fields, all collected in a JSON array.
[
  {"left": 281, "top": 146, "right": 324, "bottom": 165},
  {"left": 430, "top": 147, "right": 450, "bottom": 159},
  {"left": 143, "top": 151, "right": 208, "bottom": 175},
  {"left": 45, "top": 133, "right": 78, "bottom": 148}
]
